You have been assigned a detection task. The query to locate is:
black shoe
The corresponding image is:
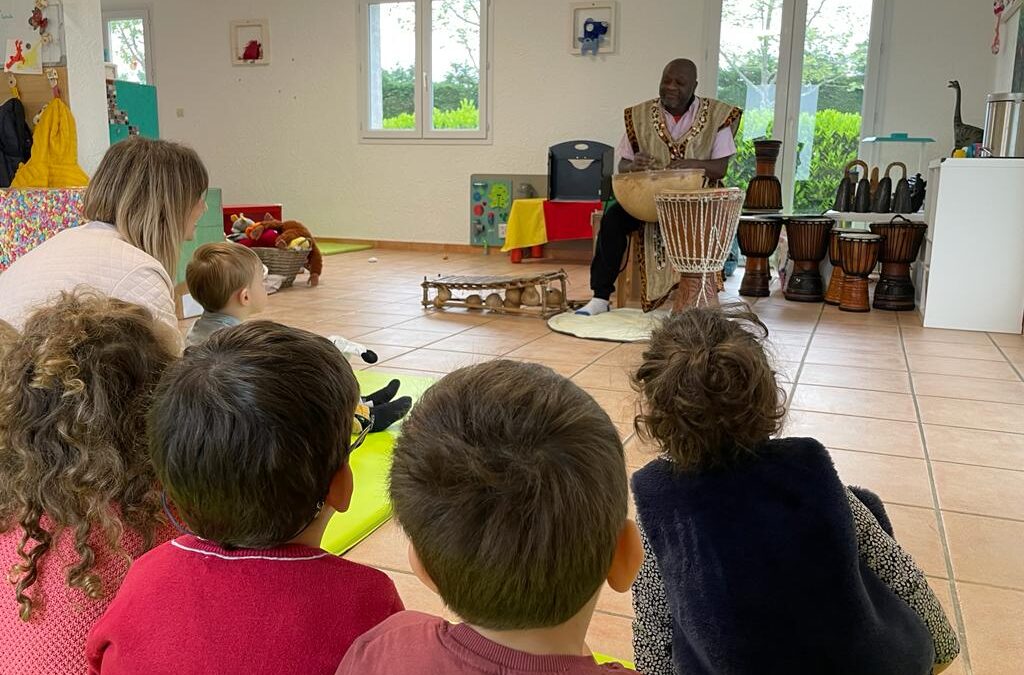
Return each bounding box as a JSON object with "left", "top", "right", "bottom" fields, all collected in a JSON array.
[
  {"left": 369, "top": 396, "right": 412, "bottom": 432},
  {"left": 364, "top": 379, "right": 400, "bottom": 407}
]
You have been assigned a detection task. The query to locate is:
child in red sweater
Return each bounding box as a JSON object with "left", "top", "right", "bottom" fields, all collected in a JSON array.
[
  {"left": 336, "top": 360, "right": 642, "bottom": 675},
  {"left": 86, "top": 321, "right": 403, "bottom": 674},
  {"left": 0, "top": 293, "right": 179, "bottom": 675}
]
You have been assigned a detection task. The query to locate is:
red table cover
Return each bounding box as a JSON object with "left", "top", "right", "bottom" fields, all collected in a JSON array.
[{"left": 542, "top": 200, "right": 601, "bottom": 242}]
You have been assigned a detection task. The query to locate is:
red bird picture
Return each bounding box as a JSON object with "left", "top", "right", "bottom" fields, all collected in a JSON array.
[
  {"left": 5, "top": 40, "right": 25, "bottom": 70},
  {"left": 241, "top": 39, "right": 262, "bottom": 62}
]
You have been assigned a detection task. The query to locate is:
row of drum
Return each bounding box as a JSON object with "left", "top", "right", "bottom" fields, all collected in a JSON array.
[{"left": 736, "top": 215, "right": 928, "bottom": 313}]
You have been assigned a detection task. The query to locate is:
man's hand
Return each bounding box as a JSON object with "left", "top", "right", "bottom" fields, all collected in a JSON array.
[{"left": 632, "top": 151, "right": 655, "bottom": 171}]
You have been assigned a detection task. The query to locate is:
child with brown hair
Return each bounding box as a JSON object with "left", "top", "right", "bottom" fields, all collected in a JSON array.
[
  {"left": 630, "top": 306, "right": 959, "bottom": 675},
  {"left": 86, "top": 321, "right": 403, "bottom": 674},
  {"left": 184, "top": 242, "right": 411, "bottom": 432},
  {"left": 0, "top": 292, "right": 179, "bottom": 675},
  {"left": 337, "top": 359, "right": 642, "bottom": 674}
]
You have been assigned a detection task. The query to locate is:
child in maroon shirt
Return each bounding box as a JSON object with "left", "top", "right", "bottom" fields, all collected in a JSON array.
[
  {"left": 336, "top": 360, "right": 641, "bottom": 675},
  {"left": 87, "top": 322, "right": 403, "bottom": 675}
]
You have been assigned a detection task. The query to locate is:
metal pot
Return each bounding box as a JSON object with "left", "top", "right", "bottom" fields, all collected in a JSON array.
[{"left": 983, "top": 92, "right": 1024, "bottom": 157}]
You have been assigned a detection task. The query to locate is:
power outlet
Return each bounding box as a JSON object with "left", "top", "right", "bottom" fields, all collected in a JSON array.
[
  {"left": 498, "top": 222, "right": 507, "bottom": 238},
  {"left": 176, "top": 108, "right": 185, "bottom": 118}
]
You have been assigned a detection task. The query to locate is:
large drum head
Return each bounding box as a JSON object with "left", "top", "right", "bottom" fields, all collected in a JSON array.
[{"left": 612, "top": 169, "right": 706, "bottom": 222}]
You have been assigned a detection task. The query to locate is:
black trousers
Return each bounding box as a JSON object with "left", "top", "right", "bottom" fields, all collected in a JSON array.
[{"left": 590, "top": 202, "right": 644, "bottom": 300}]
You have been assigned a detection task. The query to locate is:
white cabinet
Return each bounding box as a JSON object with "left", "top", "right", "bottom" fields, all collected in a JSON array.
[{"left": 920, "top": 158, "right": 1024, "bottom": 334}]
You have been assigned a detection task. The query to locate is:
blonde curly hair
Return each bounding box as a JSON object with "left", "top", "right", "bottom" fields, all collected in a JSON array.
[{"left": 0, "top": 292, "right": 177, "bottom": 621}]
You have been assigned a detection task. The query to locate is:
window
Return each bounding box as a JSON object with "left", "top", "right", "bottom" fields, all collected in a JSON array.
[
  {"left": 709, "top": 0, "right": 884, "bottom": 212},
  {"left": 360, "top": 0, "right": 490, "bottom": 141},
  {"left": 103, "top": 10, "right": 152, "bottom": 85}
]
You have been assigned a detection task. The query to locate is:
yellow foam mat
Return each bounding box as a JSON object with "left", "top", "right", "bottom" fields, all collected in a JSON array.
[
  {"left": 594, "top": 653, "right": 635, "bottom": 669},
  {"left": 320, "top": 371, "right": 436, "bottom": 555}
]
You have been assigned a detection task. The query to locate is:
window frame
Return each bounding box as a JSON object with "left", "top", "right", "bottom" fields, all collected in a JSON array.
[
  {"left": 357, "top": 0, "right": 493, "bottom": 144},
  {"left": 102, "top": 9, "right": 154, "bottom": 86}
]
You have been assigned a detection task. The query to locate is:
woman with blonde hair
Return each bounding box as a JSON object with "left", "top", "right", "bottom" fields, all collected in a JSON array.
[
  {"left": 0, "top": 137, "right": 209, "bottom": 342},
  {"left": 0, "top": 292, "right": 179, "bottom": 674}
]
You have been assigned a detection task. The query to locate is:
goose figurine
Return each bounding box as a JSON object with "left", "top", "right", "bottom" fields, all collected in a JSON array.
[{"left": 948, "top": 80, "right": 984, "bottom": 154}]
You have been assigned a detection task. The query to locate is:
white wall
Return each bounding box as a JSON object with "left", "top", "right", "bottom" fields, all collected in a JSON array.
[
  {"left": 63, "top": 0, "right": 110, "bottom": 173},
  {"left": 870, "top": 0, "right": 997, "bottom": 171},
  {"left": 100, "top": 0, "right": 999, "bottom": 243},
  {"left": 994, "top": 10, "right": 1020, "bottom": 93}
]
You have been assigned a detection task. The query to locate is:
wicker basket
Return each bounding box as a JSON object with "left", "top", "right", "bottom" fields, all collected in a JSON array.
[{"left": 253, "top": 247, "right": 310, "bottom": 288}]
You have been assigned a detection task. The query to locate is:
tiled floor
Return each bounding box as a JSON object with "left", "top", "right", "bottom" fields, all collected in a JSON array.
[{"left": 182, "top": 249, "right": 1024, "bottom": 674}]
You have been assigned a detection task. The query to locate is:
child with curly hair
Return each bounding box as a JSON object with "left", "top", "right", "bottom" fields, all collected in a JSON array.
[
  {"left": 630, "top": 306, "right": 959, "bottom": 675},
  {"left": 0, "top": 292, "right": 179, "bottom": 675}
]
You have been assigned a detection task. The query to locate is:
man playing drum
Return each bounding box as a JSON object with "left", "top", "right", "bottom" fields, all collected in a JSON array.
[{"left": 576, "top": 58, "right": 742, "bottom": 316}]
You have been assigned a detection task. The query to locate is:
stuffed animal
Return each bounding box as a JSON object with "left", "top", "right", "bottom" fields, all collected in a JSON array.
[
  {"left": 239, "top": 222, "right": 279, "bottom": 248},
  {"left": 241, "top": 39, "right": 262, "bottom": 62},
  {"left": 227, "top": 214, "right": 255, "bottom": 243},
  {"left": 259, "top": 215, "right": 324, "bottom": 286},
  {"left": 578, "top": 18, "right": 609, "bottom": 55}
]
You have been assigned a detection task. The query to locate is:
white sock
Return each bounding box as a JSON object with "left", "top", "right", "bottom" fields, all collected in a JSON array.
[{"left": 575, "top": 298, "right": 610, "bottom": 316}]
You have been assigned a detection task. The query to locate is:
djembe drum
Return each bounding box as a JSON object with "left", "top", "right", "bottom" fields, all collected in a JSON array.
[
  {"left": 870, "top": 219, "right": 928, "bottom": 311},
  {"left": 737, "top": 215, "right": 784, "bottom": 297},
  {"left": 654, "top": 188, "right": 745, "bottom": 311},
  {"left": 783, "top": 216, "right": 834, "bottom": 302},
  {"left": 824, "top": 227, "right": 870, "bottom": 305},
  {"left": 838, "top": 232, "right": 882, "bottom": 312}
]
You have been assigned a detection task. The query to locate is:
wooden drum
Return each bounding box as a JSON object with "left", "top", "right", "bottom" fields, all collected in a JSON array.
[
  {"left": 784, "top": 215, "right": 834, "bottom": 302},
  {"left": 654, "top": 188, "right": 745, "bottom": 311},
  {"left": 869, "top": 220, "right": 928, "bottom": 311},
  {"left": 838, "top": 232, "right": 882, "bottom": 313},
  {"left": 737, "top": 215, "right": 784, "bottom": 297},
  {"left": 824, "top": 227, "right": 870, "bottom": 305}
]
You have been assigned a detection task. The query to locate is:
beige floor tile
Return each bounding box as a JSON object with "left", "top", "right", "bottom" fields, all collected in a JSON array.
[
  {"left": 585, "top": 387, "right": 641, "bottom": 425},
  {"left": 790, "top": 384, "right": 918, "bottom": 422},
  {"left": 764, "top": 329, "right": 812, "bottom": 346},
  {"left": 773, "top": 360, "right": 801, "bottom": 383},
  {"left": 316, "top": 312, "right": 410, "bottom": 330},
  {"left": 1003, "top": 346, "right": 1024, "bottom": 368},
  {"left": 804, "top": 346, "right": 907, "bottom": 371},
  {"left": 624, "top": 435, "right": 659, "bottom": 470},
  {"left": 384, "top": 348, "right": 492, "bottom": 374},
  {"left": 767, "top": 342, "right": 807, "bottom": 362},
  {"left": 933, "top": 461, "right": 1024, "bottom": 521},
  {"left": 908, "top": 355, "right": 1020, "bottom": 381},
  {"left": 943, "top": 512, "right": 1024, "bottom": 590},
  {"left": 990, "top": 333, "right": 1024, "bottom": 348},
  {"left": 809, "top": 334, "right": 903, "bottom": 354},
  {"left": 827, "top": 449, "right": 933, "bottom": 507},
  {"left": 426, "top": 332, "right": 538, "bottom": 355},
  {"left": 904, "top": 340, "right": 1008, "bottom": 362},
  {"left": 367, "top": 364, "right": 449, "bottom": 377},
  {"left": 393, "top": 316, "right": 486, "bottom": 335},
  {"left": 507, "top": 332, "right": 618, "bottom": 364},
  {"left": 352, "top": 327, "right": 446, "bottom": 348},
  {"left": 586, "top": 611, "right": 635, "bottom": 663},
  {"left": 506, "top": 356, "right": 586, "bottom": 378},
  {"left": 927, "top": 579, "right": 967, "bottom": 675},
  {"left": 572, "top": 363, "right": 635, "bottom": 392},
  {"left": 798, "top": 363, "right": 912, "bottom": 394},
  {"left": 595, "top": 584, "right": 634, "bottom": 618},
  {"left": 923, "top": 425, "right": 1024, "bottom": 471},
  {"left": 912, "top": 373, "right": 1024, "bottom": 405},
  {"left": 918, "top": 397, "right": 1024, "bottom": 435},
  {"left": 887, "top": 505, "right": 948, "bottom": 578},
  {"left": 900, "top": 326, "right": 994, "bottom": 345},
  {"left": 957, "top": 582, "right": 1024, "bottom": 675},
  {"left": 593, "top": 343, "right": 649, "bottom": 368},
  {"left": 344, "top": 520, "right": 412, "bottom": 573},
  {"left": 783, "top": 410, "right": 923, "bottom": 457}
]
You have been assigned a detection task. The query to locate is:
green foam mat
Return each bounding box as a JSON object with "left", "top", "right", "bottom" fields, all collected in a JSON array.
[
  {"left": 594, "top": 653, "right": 635, "bottom": 669},
  {"left": 319, "top": 241, "right": 374, "bottom": 256},
  {"left": 320, "top": 370, "right": 436, "bottom": 555}
]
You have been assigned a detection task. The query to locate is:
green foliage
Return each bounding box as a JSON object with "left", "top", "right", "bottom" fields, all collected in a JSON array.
[
  {"left": 109, "top": 18, "right": 147, "bottom": 84},
  {"left": 725, "top": 107, "right": 861, "bottom": 213},
  {"left": 380, "top": 63, "right": 479, "bottom": 120},
  {"left": 383, "top": 99, "right": 480, "bottom": 130}
]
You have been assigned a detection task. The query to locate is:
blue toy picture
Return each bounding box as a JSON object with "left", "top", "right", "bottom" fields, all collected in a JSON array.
[{"left": 578, "top": 17, "right": 609, "bottom": 55}]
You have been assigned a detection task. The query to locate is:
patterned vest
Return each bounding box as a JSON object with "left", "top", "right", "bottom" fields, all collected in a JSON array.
[{"left": 624, "top": 97, "right": 742, "bottom": 169}]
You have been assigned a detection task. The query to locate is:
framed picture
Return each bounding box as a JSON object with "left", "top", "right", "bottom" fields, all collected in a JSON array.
[
  {"left": 230, "top": 19, "right": 270, "bottom": 66},
  {"left": 569, "top": 1, "right": 617, "bottom": 55}
]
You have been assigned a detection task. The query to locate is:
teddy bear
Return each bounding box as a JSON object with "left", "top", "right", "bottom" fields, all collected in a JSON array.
[{"left": 249, "top": 216, "right": 324, "bottom": 286}]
